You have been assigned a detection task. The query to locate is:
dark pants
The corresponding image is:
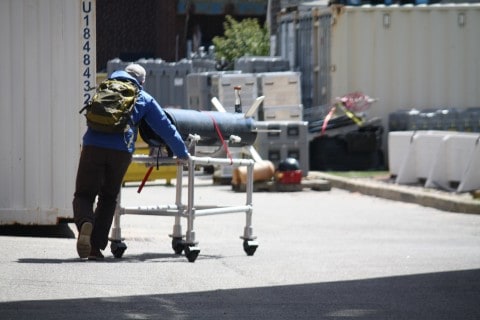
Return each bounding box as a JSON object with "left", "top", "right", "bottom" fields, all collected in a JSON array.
[{"left": 73, "top": 145, "right": 132, "bottom": 250}]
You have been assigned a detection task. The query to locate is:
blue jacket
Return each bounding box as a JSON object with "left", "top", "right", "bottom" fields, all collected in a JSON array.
[{"left": 82, "top": 70, "right": 189, "bottom": 158}]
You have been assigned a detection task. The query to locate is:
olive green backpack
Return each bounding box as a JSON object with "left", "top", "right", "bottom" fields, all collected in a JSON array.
[{"left": 80, "top": 79, "right": 139, "bottom": 133}]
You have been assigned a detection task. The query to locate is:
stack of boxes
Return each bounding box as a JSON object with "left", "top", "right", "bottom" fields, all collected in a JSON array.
[
  {"left": 186, "top": 72, "right": 258, "bottom": 115},
  {"left": 186, "top": 69, "right": 308, "bottom": 177},
  {"left": 388, "top": 107, "right": 480, "bottom": 133},
  {"left": 209, "top": 73, "right": 259, "bottom": 114},
  {"left": 257, "top": 72, "right": 303, "bottom": 121},
  {"left": 146, "top": 59, "right": 192, "bottom": 108},
  {"left": 234, "top": 56, "right": 290, "bottom": 73},
  {"left": 255, "top": 121, "right": 309, "bottom": 176},
  {"left": 185, "top": 72, "right": 217, "bottom": 111},
  {"left": 107, "top": 58, "right": 193, "bottom": 109},
  {"left": 185, "top": 69, "right": 308, "bottom": 180},
  {"left": 186, "top": 72, "right": 260, "bottom": 182},
  {"left": 254, "top": 71, "right": 309, "bottom": 176},
  {"left": 106, "top": 56, "right": 309, "bottom": 181}
]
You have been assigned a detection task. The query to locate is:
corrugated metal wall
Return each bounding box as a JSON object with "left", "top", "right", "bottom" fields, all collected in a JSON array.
[
  {"left": 0, "top": 0, "right": 94, "bottom": 224},
  {"left": 277, "top": 8, "right": 333, "bottom": 121},
  {"left": 330, "top": 4, "right": 480, "bottom": 130},
  {"left": 278, "top": 4, "right": 480, "bottom": 152}
]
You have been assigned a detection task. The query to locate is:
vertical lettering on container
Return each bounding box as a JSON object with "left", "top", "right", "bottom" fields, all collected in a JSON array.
[{"left": 81, "top": 0, "right": 94, "bottom": 106}]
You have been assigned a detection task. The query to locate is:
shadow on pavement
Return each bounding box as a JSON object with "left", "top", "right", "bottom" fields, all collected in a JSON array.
[
  {"left": 16, "top": 252, "right": 223, "bottom": 264},
  {"left": 1, "top": 269, "right": 479, "bottom": 320},
  {"left": 0, "top": 223, "right": 75, "bottom": 239}
]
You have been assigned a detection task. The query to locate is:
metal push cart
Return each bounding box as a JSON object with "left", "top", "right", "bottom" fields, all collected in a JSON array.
[{"left": 109, "top": 144, "right": 258, "bottom": 263}]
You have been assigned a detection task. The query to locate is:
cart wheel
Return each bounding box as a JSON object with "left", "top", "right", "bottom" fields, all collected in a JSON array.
[
  {"left": 184, "top": 246, "right": 200, "bottom": 263},
  {"left": 110, "top": 241, "right": 127, "bottom": 258},
  {"left": 243, "top": 240, "right": 258, "bottom": 256},
  {"left": 171, "top": 237, "right": 185, "bottom": 254}
]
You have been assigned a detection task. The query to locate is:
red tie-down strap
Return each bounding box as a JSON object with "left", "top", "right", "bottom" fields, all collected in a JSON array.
[
  {"left": 137, "top": 166, "right": 154, "bottom": 193},
  {"left": 321, "top": 105, "right": 337, "bottom": 136},
  {"left": 204, "top": 112, "right": 233, "bottom": 164}
]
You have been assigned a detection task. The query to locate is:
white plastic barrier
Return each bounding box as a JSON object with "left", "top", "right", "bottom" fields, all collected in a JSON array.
[
  {"left": 388, "top": 131, "right": 416, "bottom": 176},
  {"left": 458, "top": 141, "right": 480, "bottom": 192},
  {"left": 389, "top": 131, "right": 480, "bottom": 192},
  {"left": 425, "top": 133, "right": 479, "bottom": 192}
]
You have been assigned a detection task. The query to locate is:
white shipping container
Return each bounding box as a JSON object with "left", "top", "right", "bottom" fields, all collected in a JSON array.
[
  {"left": 278, "top": 4, "right": 480, "bottom": 156},
  {"left": 329, "top": 4, "right": 480, "bottom": 137},
  {"left": 0, "top": 0, "right": 96, "bottom": 225}
]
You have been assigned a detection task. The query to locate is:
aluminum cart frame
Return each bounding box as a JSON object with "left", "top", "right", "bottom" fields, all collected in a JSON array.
[{"left": 109, "top": 154, "right": 258, "bottom": 262}]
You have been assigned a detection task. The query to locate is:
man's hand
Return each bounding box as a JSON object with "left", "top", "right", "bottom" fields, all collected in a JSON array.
[{"left": 176, "top": 153, "right": 190, "bottom": 164}]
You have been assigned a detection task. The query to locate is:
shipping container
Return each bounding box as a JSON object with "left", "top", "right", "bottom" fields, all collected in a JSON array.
[
  {"left": 277, "top": 3, "right": 480, "bottom": 155},
  {"left": 0, "top": 0, "right": 95, "bottom": 225}
]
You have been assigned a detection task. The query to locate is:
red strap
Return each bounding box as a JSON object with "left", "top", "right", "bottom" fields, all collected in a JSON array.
[
  {"left": 321, "top": 105, "right": 337, "bottom": 136},
  {"left": 205, "top": 112, "right": 233, "bottom": 164},
  {"left": 137, "top": 166, "right": 154, "bottom": 193}
]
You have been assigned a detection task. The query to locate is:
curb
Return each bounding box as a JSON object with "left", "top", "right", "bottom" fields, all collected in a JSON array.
[{"left": 309, "top": 172, "right": 480, "bottom": 215}]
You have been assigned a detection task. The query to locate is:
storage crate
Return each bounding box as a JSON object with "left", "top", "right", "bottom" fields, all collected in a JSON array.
[
  {"left": 255, "top": 121, "right": 309, "bottom": 176},
  {"left": 210, "top": 73, "right": 258, "bottom": 114},
  {"left": 192, "top": 59, "right": 217, "bottom": 72},
  {"left": 149, "top": 60, "right": 192, "bottom": 108},
  {"left": 309, "top": 136, "right": 384, "bottom": 171},
  {"left": 345, "top": 126, "right": 383, "bottom": 153},
  {"left": 106, "top": 58, "right": 131, "bottom": 76},
  {"left": 460, "top": 107, "right": 480, "bottom": 132},
  {"left": 186, "top": 72, "right": 215, "bottom": 111},
  {"left": 186, "top": 71, "right": 248, "bottom": 112},
  {"left": 262, "top": 105, "right": 303, "bottom": 121},
  {"left": 234, "top": 56, "right": 290, "bottom": 73},
  {"left": 108, "top": 58, "right": 192, "bottom": 109},
  {"left": 255, "top": 140, "right": 309, "bottom": 176},
  {"left": 257, "top": 72, "right": 302, "bottom": 107},
  {"left": 256, "top": 121, "right": 308, "bottom": 144}
]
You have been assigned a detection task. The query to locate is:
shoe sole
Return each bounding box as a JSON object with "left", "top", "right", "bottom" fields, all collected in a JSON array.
[{"left": 77, "top": 222, "right": 93, "bottom": 259}]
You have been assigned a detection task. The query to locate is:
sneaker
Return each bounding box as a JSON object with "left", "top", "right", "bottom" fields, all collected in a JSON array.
[
  {"left": 76, "top": 222, "right": 93, "bottom": 259},
  {"left": 88, "top": 247, "right": 104, "bottom": 261}
]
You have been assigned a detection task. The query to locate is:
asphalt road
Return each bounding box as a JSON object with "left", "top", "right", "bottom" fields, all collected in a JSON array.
[{"left": 1, "top": 175, "right": 479, "bottom": 319}]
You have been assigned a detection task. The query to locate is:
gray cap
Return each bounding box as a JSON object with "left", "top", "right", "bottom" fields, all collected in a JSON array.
[{"left": 125, "top": 63, "right": 146, "bottom": 84}]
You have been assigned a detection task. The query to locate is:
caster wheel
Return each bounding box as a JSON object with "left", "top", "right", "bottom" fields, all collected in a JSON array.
[
  {"left": 171, "top": 237, "right": 185, "bottom": 255},
  {"left": 184, "top": 246, "right": 200, "bottom": 263},
  {"left": 110, "top": 241, "right": 127, "bottom": 258},
  {"left": 243, "top": 240, "right": 258, "bottom": 256}
]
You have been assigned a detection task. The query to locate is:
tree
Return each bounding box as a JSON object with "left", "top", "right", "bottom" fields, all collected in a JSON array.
[{"left": 212, "top": 15, "right": 270, "bottom": 70}]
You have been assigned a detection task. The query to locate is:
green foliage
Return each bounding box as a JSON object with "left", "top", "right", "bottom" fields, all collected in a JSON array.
[{"left": 212, "top": 15, "right": 270, "bottom": 70}]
